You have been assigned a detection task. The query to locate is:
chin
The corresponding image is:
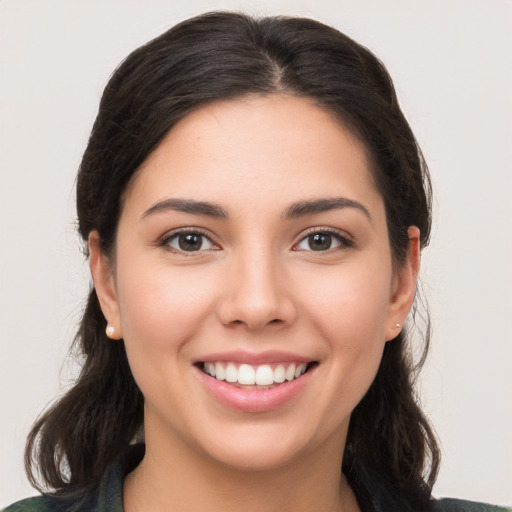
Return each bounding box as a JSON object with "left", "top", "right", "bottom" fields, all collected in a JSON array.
[
  {"left": 207, "top": 442, "right": 305, "bottom": 472},
  {"left": 194, "top": 421, "right": 328, "bottom": 473}
]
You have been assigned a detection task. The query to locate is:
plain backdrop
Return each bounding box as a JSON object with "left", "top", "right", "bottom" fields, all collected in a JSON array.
[{"left": 1, "top": 0, "right": 511, "bottom": 507}]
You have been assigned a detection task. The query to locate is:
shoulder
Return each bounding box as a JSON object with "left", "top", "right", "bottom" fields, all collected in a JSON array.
[
  {"left": 3, "top": 496, "right": 55, "bottom": 512},
  {"left": 431, "top": 498, "right": 512, "bottom": 512},
  {"left": 3, "top": 493, "right": 98, "bottom": 512},
  {"left": 3, "top": 444, "right": 144, "bottom": 512}
]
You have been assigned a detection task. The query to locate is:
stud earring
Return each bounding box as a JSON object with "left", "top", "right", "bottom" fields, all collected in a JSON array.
[
  {"left": 106, "top": 325, "right": 115, "bottom": 338},
  {"left": 395, "top": 322, "right": 401, "bottom": 328}
]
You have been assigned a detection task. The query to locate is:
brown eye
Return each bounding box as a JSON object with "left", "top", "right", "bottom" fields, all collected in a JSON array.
[
  {"left": 164, "top": 231, "right": 216, "bottom": 253},
  {"left": 294, "top": 231, "right": 348, "bottom": 252},
  {"left": 179, "top": 233, "right": 203, "bottom": 251},
  {"left": 308, "top": 233, "right": 332, "bottom": 251}
]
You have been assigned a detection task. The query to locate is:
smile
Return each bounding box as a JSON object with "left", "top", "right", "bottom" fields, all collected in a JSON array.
[
  {"left": 195, "top": 356, "right": 317, "bottom": 412},
  {"left": 201, "top": 362, "right": 310, "bottom": 388}
]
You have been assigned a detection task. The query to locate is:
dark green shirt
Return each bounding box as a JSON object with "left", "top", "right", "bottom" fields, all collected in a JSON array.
[{"left": 4, "top": 445, "right": 510, "bottom": 512}]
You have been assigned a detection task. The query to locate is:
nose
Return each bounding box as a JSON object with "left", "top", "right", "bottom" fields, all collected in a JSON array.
[{"left": 216, "top": 246, "right": 297, "bottom": 331}]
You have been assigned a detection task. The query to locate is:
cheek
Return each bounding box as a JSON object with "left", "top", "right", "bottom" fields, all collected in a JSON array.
[
  {"left": 298, "top": 259, "right": 392, "bottom": 341},
  {"left": 116, "top": 260, "right": 220, "bottom": 356},
  {"left": 114, "top": 261, "right": 225, "bottom": 425},
  {"left": 296, "top": 260, "right": 392, "bottom": 405}
]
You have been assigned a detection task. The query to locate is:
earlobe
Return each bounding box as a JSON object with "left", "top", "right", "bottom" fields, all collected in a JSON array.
[
  {"left": 385, "top": 226, "right": 421, "bottom": 341},
  {"left": 88, "top": 231, "right": 123, "bottom": 340}
]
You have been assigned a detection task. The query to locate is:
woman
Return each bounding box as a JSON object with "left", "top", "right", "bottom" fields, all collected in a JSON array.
[{"left": 4, "top": 11, "right": 509, "bottom": 512}]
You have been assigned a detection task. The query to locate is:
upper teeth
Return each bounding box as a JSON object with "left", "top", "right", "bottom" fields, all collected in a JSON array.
[{"left": 203, "top": 362, "right": 308, "bottom": 386}]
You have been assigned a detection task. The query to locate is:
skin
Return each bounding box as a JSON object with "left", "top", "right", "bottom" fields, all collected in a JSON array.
[{"left": 90, "top": 95, "right": 420, "bottom": 512}]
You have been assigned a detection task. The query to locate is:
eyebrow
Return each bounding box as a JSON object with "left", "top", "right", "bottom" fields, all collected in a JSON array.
[
  {"left": 141, "top": 198, "right": 229, "bottom": 219},
  {"left": 141, "top": 196, "right": 371, "bottom": 222},
  {"left": 283, "top": 197, "right": 372, "bottom": 222}
]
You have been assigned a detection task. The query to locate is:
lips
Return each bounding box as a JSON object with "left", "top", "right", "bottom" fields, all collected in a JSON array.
[{"left": 194, "top": 351, "right": 317, "bottom": 412}]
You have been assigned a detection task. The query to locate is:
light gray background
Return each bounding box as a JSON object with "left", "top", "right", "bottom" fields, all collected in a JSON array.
[{"left": 1, "top": 0, "right": 511, "bottom": 507}]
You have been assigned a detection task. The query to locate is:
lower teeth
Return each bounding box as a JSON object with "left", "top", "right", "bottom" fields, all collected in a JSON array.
[{"left": 233, "top": 383, "right": 279, "bottom": 390}]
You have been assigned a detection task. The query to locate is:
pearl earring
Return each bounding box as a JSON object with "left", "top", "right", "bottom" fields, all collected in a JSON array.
[
  {"left": 395, "top": 322, "right": 401, "bottom": 328},
  {"left": 106, "top": 325, "right": 115, "bottom": 338}
]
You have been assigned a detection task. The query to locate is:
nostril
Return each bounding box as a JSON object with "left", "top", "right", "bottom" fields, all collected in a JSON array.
[{"left": 226, "top": 318, "right": 284, "bottom": 329}]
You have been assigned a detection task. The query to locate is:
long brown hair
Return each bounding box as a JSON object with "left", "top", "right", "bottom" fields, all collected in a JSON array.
[{"left": 25, "top": 11, "right": 439, "bottom": 507}]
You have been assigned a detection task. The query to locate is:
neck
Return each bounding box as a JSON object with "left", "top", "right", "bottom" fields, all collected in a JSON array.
[{"left": 123, "top": 423, "right": 359, "bottom": 512}]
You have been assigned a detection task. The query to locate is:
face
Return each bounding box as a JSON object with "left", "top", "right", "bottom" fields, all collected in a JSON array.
[{"left": 91, "top": 95, "right": 417, "bottom": 471}]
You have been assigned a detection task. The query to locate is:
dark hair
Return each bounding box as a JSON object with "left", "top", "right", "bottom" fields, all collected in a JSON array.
[{"left": 25, "top": 11, "right": 438, "bottom": 508}]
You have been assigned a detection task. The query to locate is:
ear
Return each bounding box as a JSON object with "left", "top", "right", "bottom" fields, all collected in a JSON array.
[
  {"left": 385, "top": 226, "right": 421, "bottom": 341},
  {"left": 88, "top": 231, "right": 123, "bottom": 340}
]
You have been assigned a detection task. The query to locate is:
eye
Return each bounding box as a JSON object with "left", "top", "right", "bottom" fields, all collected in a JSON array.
[
  {"left": 294, "top": 231, "right": 351, "bottom": 252},
  {"left": 163, "top": 231, "right": 218, "bottom": 253}
]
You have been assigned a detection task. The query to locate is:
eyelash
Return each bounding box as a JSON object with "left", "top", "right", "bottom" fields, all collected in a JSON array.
[
  {"left": 159, "top": 228, "right": 219, "bottom": 255},
  {"left": 159, "top": 227, "right": 353, "bottom": 255},
  {"left": 293, "top": 228, "right": 353, "bottom": 253}
]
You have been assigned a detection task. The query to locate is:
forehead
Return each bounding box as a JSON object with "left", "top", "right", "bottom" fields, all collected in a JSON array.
[{"left": 123, "top": 95, "right": 383, "bottom": 220}]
